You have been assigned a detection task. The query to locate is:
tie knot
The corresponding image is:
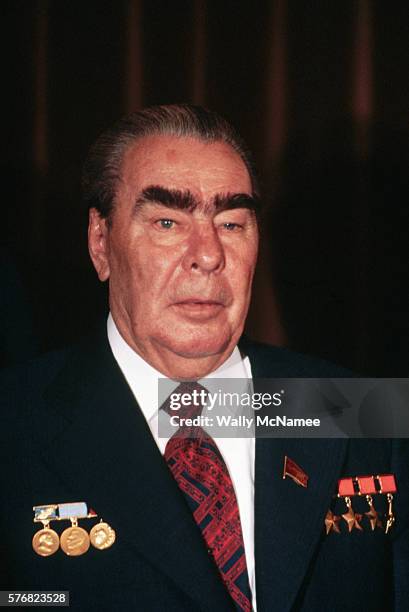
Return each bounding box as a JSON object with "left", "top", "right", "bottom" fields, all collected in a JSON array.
[{"left": 161, "top": 382, "right": 208, "bottom": 420}]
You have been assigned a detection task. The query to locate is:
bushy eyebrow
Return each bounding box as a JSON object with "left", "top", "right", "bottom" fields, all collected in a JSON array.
[
  {"left": 136, "top": 186, "right": 196, "bottom": 211},
  {"left": 213, "top": 192, "right": 261, "bottom": 215},
  {"left": 135, "top": 185, "right": 261, "bottom": 215}
]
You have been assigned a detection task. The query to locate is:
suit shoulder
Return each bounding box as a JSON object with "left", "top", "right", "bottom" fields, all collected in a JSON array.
[{"left": 239, "top": 337, "right": 354, "bottom": 377}]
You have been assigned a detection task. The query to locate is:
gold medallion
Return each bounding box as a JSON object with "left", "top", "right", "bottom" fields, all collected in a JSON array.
[
  {"left": 32, "top": 527, "right": 60, "bottom": 557},
  {"left": 90, "top": 521, "right": 116, "bottom": 550},
  {"left": 60, "top": 526, "right": 90, "bottom": 556}
]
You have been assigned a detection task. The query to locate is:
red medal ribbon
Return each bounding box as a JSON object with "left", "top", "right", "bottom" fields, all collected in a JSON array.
[{"left": 337, "top": 473, "right": 397, "bottom": 496}]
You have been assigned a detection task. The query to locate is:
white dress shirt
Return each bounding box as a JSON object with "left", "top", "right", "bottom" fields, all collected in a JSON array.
[{"left": 107, "top": 314, "right": 257, "bottom": 609}]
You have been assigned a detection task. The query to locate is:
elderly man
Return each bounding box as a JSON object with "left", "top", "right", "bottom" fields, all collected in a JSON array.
[{"left": 0, "top": 105, "right": 408, "bottom": 611}]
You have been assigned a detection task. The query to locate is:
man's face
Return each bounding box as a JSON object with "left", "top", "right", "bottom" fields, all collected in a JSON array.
[{"left": 89, "top": 135, "right": 259, "bottom": 378}]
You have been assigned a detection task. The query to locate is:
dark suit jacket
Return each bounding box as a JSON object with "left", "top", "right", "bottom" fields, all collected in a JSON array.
[{"left": 0, "top": 332, "right": 408, "bottom": 611}]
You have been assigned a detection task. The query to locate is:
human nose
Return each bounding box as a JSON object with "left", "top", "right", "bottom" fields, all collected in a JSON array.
[{"left": 182, "top": 223, "right": 225, "bottom": 273}]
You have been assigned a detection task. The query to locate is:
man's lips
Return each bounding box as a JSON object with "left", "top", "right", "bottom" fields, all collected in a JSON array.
[
  {"left": 171, "top": 298, "right": 225, "bottom": 319},
  {"left": 176, "top": 299, "right": 223, "bottom": 305}
]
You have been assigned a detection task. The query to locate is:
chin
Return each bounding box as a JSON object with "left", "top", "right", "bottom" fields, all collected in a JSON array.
[
  {"left": 169, "top": 337, "right": 229, "bottom": 359},
  {"left": 158, "top": 326, "right": 232, "bottom": 360}
]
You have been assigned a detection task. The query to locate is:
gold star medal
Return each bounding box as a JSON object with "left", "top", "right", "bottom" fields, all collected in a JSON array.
[
  {"left": 364, "top": 495, "right": 383, "bottom": 531},
  {"left": 341, "top": 496, "right": 363, "bottom": 532},
  {"left": 324, "top": 509, "right": 340, "bottom": 535}
]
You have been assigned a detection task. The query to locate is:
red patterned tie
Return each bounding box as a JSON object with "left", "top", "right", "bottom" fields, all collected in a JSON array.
[{"left": 163, "top": 383, "right": 252, "bottom": 612}]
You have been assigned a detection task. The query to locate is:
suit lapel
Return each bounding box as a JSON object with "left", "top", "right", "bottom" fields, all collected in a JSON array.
[
  {"left": 254, "top": 437, "right": 347, "bottom": 611},
  {"left": 245, "top": 340, "right": 349, "bottom": 611},
  {"left": 40, "top": 332, "right": 233, "bottom": 612}
]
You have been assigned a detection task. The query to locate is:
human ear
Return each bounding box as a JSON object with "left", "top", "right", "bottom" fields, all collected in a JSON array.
[{"left": 88, "top": 208, "right": 111, "bottom": 281}]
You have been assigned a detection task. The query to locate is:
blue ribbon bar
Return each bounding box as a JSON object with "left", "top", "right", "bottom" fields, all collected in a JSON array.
[{"left": 58, "top": 502, "right": 88, "bottom": 519}]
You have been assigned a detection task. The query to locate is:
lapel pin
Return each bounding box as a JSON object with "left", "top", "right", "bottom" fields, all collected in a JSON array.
[
  {"left": 32, "top": 502, "right": 116, "bottom": 556},
  {"left": 282, "top": 455, "right": 309, "bottom": 488}
]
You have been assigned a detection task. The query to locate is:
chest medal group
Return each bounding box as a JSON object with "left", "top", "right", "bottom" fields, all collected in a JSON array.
[
  {"left": 32, "top": 502, "right": 116, "bottom": 557},
  {"left": 325, "top": 474, "right": 397, "bottom": 535}
]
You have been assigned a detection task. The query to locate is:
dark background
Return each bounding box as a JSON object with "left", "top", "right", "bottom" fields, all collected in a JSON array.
[{"left": 2, "top": 0, "right": 409, "bottom": 375}]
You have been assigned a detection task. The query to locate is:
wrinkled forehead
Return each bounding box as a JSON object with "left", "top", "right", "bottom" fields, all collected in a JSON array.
[{"left": 118, "top": 135, "right": 253, "bottom": 205}]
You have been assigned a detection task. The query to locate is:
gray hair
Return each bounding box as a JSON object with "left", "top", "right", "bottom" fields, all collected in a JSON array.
[{"left": 82, "top": 104, "right": 259, "bottom": 220}]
